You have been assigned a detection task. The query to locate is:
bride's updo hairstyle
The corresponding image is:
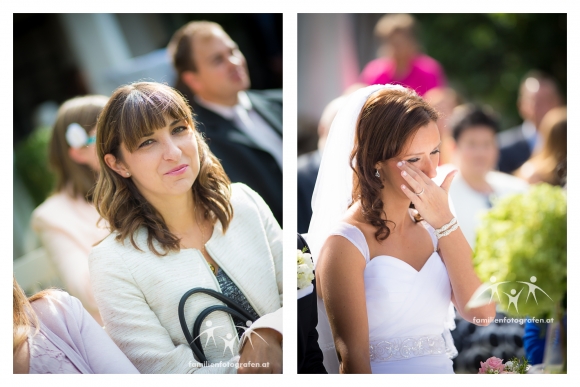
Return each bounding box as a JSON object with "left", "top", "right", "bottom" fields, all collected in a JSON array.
[
  {"left": 93, "top": 82, "right": 233, "bottom": 256},
  {"left": 350, "top": 87, "right": 439, "bottom": 242}
]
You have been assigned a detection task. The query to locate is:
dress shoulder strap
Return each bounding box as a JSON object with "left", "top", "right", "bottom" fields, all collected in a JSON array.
[{"left": 329, "top": 222, "right": 370, "bottom": 263}]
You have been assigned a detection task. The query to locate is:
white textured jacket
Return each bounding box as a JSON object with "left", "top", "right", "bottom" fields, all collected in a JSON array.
[{"left": 89, "top": 183, "right": 282, "bottom": 374}]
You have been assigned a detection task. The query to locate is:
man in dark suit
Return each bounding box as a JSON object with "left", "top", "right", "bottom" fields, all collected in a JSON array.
[
  {"left": 168, "top": 21, "right": 282, "bottom": 225},
  {"left": 498, "top": 71, "right": 563, "bottom": 174},
  {"left": 297, "top": 233, "right": 327, "bottom": 374}
]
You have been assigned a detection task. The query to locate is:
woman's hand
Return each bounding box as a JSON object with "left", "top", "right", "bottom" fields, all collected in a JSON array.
[
  {"left": 237, "top": 328, "right": 282, "bottom": 374},
  {"left": 397, "top": 160, "right": 457, "bottom": 229},
  {"left": 398, "top": 161, "right": 496, "bottom": 323}
]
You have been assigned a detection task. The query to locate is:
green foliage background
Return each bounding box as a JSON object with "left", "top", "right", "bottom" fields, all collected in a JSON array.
[
  {"left": 473, "top": 184, "right": 567, "bottom": 318},
  {"left": 14, "top": 126, "right": 56, "bottom": 206},
  {"left": 415, "top": 13, "right": 567, "bottom": 130}
]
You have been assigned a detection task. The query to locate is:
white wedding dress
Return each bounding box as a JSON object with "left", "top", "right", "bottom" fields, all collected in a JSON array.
[
  {"left": 327, "top": 218, "right": 455, "bottom": 373},
  {"left": 307, "top": 84, "right": 457, "bottom": 374}
]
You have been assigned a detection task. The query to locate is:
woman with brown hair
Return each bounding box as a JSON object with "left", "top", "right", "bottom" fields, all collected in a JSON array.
[
  {"left": 31, "top": 95, "right": 110, "bottom": 325},
  {"left": 13, "top": 276, "right": 138, "bottom": 373},
  {"left": 89, "top": 82, "right": 282, "bottom": 374},
  {"left": 308, "top": 85, "right": 495, "bottom": 373},
  {"left": 515, "top": 106, "right": 567, "bottom": 186}
]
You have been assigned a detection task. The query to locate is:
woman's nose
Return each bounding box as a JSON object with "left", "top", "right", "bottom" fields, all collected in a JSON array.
[
  {"left": 423, "top": 158, "right": 437, "bottom": 179},
  {"left": 162, "top": 138, "right": 182, "bottom": 160}
]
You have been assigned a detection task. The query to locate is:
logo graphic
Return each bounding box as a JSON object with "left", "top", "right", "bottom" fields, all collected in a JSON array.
[
  {"left": 195, "top": 319, "right": 268, "bottom": 355},
  {"left": 237, "top": 321, "right": 268, "bottom": 350},
  {"left": 503, "top": 287, "right": 524, "bottom": 313},
  {"left": 219, "top": 333, "right": 236, "bottom": 356},
  {"left": 194, "top": 320, "right": 223, "bottom": 348},
  {"left": 517, "top": 276, "right": 553, "bottom": 304},
  {"left": 487, "top": 276, "right": 509, "bottom": 303},
  {"left": 470, "top": 275, "right": 553, "bottom": 313}
]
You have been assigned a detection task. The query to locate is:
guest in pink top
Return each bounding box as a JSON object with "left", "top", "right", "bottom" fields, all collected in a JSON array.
[
  {"left": 13, "top": 276, "right": 138, "bottom": 374},
  {"left": 31, "top": 96, "right": 110, "bottom": 325},
  {"left": 359, "top": 14, "right": 446, "bottom": 96}
]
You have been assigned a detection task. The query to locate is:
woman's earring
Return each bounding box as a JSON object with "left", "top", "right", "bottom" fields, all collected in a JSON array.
[
  {"left": 126, "top": 172, "right": 131, "bottom": 177},
  {"left": 375, "top": 169, "right": 380, "bottom": 178}
]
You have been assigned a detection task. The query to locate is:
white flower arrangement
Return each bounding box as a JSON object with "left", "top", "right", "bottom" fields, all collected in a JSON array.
[{"left": 297, "top": 247, "right": 314, "bottom": 290}]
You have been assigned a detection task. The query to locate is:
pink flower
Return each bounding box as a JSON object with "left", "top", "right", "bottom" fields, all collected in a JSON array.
[{"left": 478, "top": 357, "right": 505, "bottom": 374}]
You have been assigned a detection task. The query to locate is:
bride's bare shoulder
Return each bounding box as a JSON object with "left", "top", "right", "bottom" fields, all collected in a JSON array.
[
  {"left": 318, "top": 203, "right": 368, "bottom": 269},
  {"left": 320, "top": 233, "right": 361, "bottom": 257}
]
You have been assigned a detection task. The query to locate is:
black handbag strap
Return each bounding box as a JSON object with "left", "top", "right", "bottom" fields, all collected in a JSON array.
[{"left": 178, "top": 287, "right": 255, "bottom": 364}]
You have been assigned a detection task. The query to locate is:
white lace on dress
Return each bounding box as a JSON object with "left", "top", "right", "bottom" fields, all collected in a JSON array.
[{"left": 28, "top": 331, "right": 81, "bottom": 374}]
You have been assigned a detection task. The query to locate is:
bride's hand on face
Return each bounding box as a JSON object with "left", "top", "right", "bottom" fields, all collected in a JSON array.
[{"left": 397, "top": 160, "right": 457, "bottom": 229}]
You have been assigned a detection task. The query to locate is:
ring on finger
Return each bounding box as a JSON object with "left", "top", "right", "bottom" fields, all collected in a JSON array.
[{"left": 414, "top": 187, "right": 425, "bottom": 195}]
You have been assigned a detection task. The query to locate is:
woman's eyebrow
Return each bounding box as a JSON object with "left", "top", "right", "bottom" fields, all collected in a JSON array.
[
  {"left": 403, "top": 141, "right": 442, "bottom": 157},
  {"left": 140, "top": 119, "right": 183, "bottom": 139}
]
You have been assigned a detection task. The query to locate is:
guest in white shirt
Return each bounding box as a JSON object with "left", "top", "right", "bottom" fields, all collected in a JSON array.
[
  {"left": 497, "top": 70, "right": 563, "bottom": 173},
  {"left": 447, "top": 104, "right": 528, "bottom": 248}
]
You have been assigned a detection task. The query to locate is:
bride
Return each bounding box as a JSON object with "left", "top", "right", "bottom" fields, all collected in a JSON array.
[{"left": 308, "top": 84, "right": 495, "bottom": 374}]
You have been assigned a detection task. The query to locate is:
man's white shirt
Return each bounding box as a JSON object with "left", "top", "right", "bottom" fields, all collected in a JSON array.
[{"left": 195, "top": 92, "right": 283, "bottom": 170}]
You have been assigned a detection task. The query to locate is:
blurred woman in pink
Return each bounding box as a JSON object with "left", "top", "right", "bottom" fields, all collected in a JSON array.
[
  {"left": 31, "top": 96, "right": 109, "bottom": 325},
  {"left": 360, "top": 14, "right": 446, "bottom": 96},
  {"left": 13, "top": 276, "right": 138, "bottom": 374}
]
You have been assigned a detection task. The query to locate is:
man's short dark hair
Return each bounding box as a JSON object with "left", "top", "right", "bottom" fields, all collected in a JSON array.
[
  {"left": 450, "top": 104, "right": 500, "bottom": 142},
  {"left": 167, "top": 21, "right": 224, "bottom": 77},
  {"left": 519, "top": 69, "right": 563, "bottom": 102}
]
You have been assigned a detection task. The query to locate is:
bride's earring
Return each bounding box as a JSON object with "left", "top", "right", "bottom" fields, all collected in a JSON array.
[{"left": 375, "top": 169, "right": 380, "bottom": 178}]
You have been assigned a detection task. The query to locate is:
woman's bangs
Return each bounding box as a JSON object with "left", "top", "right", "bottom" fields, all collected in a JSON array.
[{"left": 119, "top": 88, "right": 192, "bottom": 152}]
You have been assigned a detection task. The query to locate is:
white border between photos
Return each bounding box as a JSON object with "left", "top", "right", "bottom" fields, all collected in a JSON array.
[{"left": 5, "top": 1, "right": 576, "bottom": 385}]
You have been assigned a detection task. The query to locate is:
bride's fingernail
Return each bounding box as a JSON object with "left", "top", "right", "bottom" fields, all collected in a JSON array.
[
  {"left": 401, "top": 171, "right": 407, "bottom": 176},
  {"left": 401, "top": 184, "right": 406, "bottom": 189},
  {"left": 397, "top": 161, "right": 403, "bottom": 167}
]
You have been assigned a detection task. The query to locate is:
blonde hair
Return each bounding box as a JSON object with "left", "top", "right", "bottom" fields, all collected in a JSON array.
[
  {"left": 93, "top": 82, "right": 233, "bottom": 256},
  {"left": 49, "top": 95, "right": 109, "bottom": 201},
  {"left": 374, "top": 13, "right": 417, "bottom": 40},
  {"left": 13, "top": 276, "right": 52, "bottom": 354},
  {"left": 521, "top": 107, "right": 567, "bottom": 185}
]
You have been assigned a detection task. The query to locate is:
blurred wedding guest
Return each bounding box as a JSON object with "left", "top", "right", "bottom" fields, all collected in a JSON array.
[
  {"left": 359, "top": 13, "right": 446, "bottom": 96},
  {"left": 498, "top": 70, "right": 563, "bottom": 173},
  {"left": 515, "top": 106, "right": 566, "bottom": 186},
  {"left": 447, "top": 105, "right": 528, "bottom": 248},
  {"left": 424, "top": 87, "right": 459, "bottom": 166},
  {"left": 90, "top": 82, "right": 282, "bottom": 374},
  {"left": 297, "top": 234, "right": 326, "bottom": 374},
  {"left": 31, "top": 96, "right": 109, "bottom": 325},
  {"left": 297, "top": 96, "right": 346, "bottom": 234},
  {"left": 13, "top": 276, "right": 138, "bottom": 374},
  {"left": 168, "top": 21, "right": 282, "bottom": 225}
]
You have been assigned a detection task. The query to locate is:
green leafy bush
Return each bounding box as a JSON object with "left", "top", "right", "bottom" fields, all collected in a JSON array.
[
  {"left": 14, "top": 126, "right": 55, "bottom": 206},
  {"left": 473, "top": 184, "right": 566, "bottom": 318}
]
